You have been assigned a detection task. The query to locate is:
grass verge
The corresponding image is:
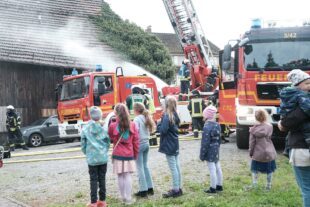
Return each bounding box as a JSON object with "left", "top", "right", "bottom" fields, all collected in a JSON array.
[{"left": 49, "top": 156, "right": 301, "bottom": 207}]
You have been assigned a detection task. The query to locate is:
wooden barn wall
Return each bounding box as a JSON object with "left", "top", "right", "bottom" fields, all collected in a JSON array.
[{"left": 0, "top": 61, "right": 64, "bottom": 132}]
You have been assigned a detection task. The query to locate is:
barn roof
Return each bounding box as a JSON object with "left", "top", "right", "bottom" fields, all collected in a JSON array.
[
  {"left": 0, "top": 0, "right": 120, "bottom": 70},
  {"left": 153, "top": 32, "right": 220, "bottom": 56}
]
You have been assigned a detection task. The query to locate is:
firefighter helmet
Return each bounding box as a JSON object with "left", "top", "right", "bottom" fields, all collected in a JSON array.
[{"left": 6, "top": 105, "right": 14, "bottom": 110}]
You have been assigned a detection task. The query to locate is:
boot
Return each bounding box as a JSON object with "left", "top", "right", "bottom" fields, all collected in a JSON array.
[
  {"left": 134, "top": 191, "right": 148, "bottom": 198},
  {"left": 216, "top": 185, "right": 223, "bottom": 191},
  {"left": 147, "top": 188, "right": 154, "bottom": 195},
  {"left": 204, "top": 187, "right": 216, "bottom": 194},
  {"left": 22, "top": 145, "right": 29, "bottom": 150}
]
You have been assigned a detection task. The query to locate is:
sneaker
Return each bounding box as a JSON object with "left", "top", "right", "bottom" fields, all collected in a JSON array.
[
  {"left": 163, "top": 189, "right": 182, "bottom": 198},
  {"left": 134, "top": 191, "right": 148, "bottom": 198},
  {"left": 147, "top": 188, "right": 154, "bottom": 195},
  {"left": 204, "top": 187, "right": 216, "bottom": 194},
  {"left": 97, "top": 200, "right": 107, "bottom": 207},
  {"left": 86, "top": 203, "right": 97, "bottom": 207},
  {"left": 216, "top": 185, "right": 223, "bottom": 191}
]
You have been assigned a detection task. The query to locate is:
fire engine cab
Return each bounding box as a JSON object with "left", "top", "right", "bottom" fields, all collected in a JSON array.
[
  {"left": 57, "top": 67, "right": 162, "bottom": 141},
  {"left": 220, "top": 20, "right": 310, "bottom": 149}
]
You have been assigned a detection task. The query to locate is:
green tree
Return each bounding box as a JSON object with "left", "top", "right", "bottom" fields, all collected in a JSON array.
[{"left": 91, "top": 2, "right": 175, "bottom": 83}]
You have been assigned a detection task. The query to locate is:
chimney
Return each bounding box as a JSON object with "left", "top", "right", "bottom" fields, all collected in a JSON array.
[{"left": 146, "top": 25, "right": 152, "bottom": 33}]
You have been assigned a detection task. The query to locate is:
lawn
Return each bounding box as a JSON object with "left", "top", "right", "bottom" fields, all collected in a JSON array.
[{"left": 49, "top": 156, "right": 301, "bottom": 207}]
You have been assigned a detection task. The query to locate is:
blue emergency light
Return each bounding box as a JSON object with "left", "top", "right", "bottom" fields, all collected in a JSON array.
[
  {"left": 251, "top": 19, "right": 262, "bottom": 29},
  {"left": 96, "top": 64, "right": 103, "bottom": 72},
  {"left": 72, "top": 68, "right": 78, "bottom": 76}
]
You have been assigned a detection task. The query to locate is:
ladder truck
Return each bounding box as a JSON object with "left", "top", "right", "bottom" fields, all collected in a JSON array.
[{"left": 162, "top": 0, "right": 218, "bottom": 95}]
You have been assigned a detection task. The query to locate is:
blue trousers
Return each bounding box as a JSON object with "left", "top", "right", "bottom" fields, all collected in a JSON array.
[
  {"left": 136, "top": 143, "right": 153, "bottom": 191},
  {"left": 293, "top": 166, "right": 310, "bottom": 207},
  {"left": 166, "top": 154, "right": 182, "bottom": 190}
]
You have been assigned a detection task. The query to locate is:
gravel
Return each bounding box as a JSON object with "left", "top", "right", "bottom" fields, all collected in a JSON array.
[{"left": 0, "top": 134, "right": 250, "bottom": 207}]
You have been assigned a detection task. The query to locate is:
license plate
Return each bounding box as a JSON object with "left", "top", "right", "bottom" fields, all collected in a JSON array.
[{"left": 66, "top": 126, "right": 75, "bottom": 130}]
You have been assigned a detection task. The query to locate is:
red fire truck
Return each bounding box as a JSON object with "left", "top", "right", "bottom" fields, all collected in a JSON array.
[
  {"left": 57, "top": 67, "right": 162, "bottom": 141},
  {"left": 220, "top": 21, "right": 310, "bottom": 149}
]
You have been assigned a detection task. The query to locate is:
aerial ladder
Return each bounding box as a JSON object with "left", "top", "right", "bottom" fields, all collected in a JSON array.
[{"left": 162, "top": 0, "right": 218, "bottom": 94}]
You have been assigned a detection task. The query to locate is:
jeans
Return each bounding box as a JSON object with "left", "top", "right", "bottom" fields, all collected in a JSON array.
[
  {"left": 88, "top": 164, "right": 107, "bottom": 203},
  {"left": 293, "top": 166, "right": 310, "bottom": 207},
  {"left": 136, "top": 143, "right": 154, "bottom": 191},
  {"left": 207, "top": 161, "right": 223, "bottom": 189},
  {"left": 166, "top": 154, "right": 182, "bottom": 190}
]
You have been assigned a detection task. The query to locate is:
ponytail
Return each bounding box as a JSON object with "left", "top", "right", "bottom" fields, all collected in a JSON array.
[{"left": 134, "top": 102, "right": 155, "bottom": 133}]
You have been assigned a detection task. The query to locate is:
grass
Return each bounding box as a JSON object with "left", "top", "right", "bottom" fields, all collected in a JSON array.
[{"left": 48, "top": 156, "right": 301, "bottom": 207}]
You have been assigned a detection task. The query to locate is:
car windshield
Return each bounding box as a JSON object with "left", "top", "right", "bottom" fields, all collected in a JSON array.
[
  {"left": 29, "top": 118, "right": 48, "bottom": 126},
  {"left": 60, "top": 76, "right": 90, "bottom": 101},
  {"left": 245, "top": 41, "right": 310, "bottom": 71}
]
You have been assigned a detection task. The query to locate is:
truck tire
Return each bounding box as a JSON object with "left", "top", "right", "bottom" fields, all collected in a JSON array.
[{"left": 236, "top": 123, "right": 249, "bottom": 149}]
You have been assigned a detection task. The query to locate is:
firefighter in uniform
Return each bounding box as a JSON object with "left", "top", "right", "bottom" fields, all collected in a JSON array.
[
  {"left": 187, "top": 90, "right": 206, "bottom": 138},
  {"left": 6, "top": 105, "right": 28, "bottom": 151},
  {"left": 126, "top": 85, "right": 148, "bottom": 118},
  {"left": 179, "top": 59, "right": 191, "bottom": 101}
]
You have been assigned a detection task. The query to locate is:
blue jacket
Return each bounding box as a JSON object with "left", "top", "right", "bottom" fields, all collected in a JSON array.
[
  {"left": 81, "top": 120, "right": 110, "bottom": 166},
  {"left": 280, "top": 87, "right": 310, "bottom": 117},
  {"left": 200, "top": 121, "right": 221, "bottom": 162},
  {"left": 158, "top": 112, "right": 180, "bottom": 156}
]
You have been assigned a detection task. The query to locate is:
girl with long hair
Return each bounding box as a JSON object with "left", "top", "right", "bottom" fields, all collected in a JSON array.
[
  {"left": 108, "top": 103, "right": 139, "bottom": 205},
  {"left": 133, "top": 102, "right": 155, "bottom": 198},
  {"left": 158, "top": 96, "right": 183, "bottom": 198}
]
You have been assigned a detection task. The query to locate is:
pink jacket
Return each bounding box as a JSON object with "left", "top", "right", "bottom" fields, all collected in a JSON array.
[
  {"left": 249, "top": 123, "right": 277, "bottom": 162},
  {"left": 108, "top": 121, "right": 139, "bottom": 160}
]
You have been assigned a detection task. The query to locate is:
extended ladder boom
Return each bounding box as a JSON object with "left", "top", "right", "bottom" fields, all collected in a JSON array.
[{"left": 162, "top": 0, "right": 214, "bottom": 67}]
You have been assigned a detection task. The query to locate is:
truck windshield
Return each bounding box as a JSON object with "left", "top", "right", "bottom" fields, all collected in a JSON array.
[
  {"left": 245, "top": 41, "right": 310, "bottom": 71},
  {"left": 60, "top": 76, "right": 90, "bottom": 101}
]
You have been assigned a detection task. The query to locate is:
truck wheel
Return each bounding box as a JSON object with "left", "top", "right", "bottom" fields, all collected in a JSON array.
[
  {"left": 236, "top": 123, "right": 249, "bottom": 149},
  {"left": 29, "top": 134, "right": 43, "bottom": 147}
]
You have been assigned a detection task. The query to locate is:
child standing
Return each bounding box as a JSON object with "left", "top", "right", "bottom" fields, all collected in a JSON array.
[
  {"left": 249, "top": 109, "right": 277, "bottom": 190},
  {"left": 158, "top": 96, "right": 183, "bottom": 198},
  {"left": 133, "top": 103, "right": 155, "bottom": 198},
  {"left": 81, "top": 106, "right": 110, "bottom": 207},
  {"left": 200, "top": 105, "right": 223, "bottom": 193},
  {"left": 108, "top": 103, "right": 139, "bottom": 205}
]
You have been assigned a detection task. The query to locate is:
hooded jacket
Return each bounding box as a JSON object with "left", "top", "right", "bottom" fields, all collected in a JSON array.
[
  {"left": 280, "top": 87, "right": 310, "bottom": 116},
  {"left": 81, "top": 120, "right": 110, "bottom": 166},
  {"left": 249, "top": 123, "right": 276, "bottom": 162}
]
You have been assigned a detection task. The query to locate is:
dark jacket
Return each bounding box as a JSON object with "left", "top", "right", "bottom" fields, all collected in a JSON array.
[
  {"left": 249, "top": 123, "right": 276, "bottom": 162},
  {"left": 200, "top": 121, "right": 221, "bottom": 162},
  {"left": 158, "top": 112, "right": 180, "bottom": 156},
  {"left": 281, "top": 107, "right": 309, "bottom": 149},
  {"left": 279, "top": 87, "right": 310, "bottom": 116}
]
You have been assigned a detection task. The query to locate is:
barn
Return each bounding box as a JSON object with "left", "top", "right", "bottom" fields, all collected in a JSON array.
[{"left": 0, "top": 0, "right": 120, "bottom": 137}]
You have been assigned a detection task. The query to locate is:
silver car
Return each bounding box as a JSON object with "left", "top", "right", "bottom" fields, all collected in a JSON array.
[{"left": 21, "top": 116, "right": 59, "bottom": 147}]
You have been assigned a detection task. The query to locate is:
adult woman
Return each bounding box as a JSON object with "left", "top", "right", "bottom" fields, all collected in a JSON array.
[{"left": 278, "top": 70, "right": 310, "bottom": 207}]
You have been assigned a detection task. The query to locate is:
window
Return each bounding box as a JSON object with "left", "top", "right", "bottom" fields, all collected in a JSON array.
[
  {"left": 49, "top": 117, "right": 59, "bottom": 125},
  {"left": 60, "top": 76, "right": 90, "bottom": 101},
  {"left": 93, "top": 76, "right": 113, "bottom": 95}
]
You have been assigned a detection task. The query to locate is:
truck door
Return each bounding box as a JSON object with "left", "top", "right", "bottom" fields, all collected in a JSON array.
[
  {"left": 93, "top": 75, "right": 116, "bottom": 112},
  {"left": 219, "top": 46, "right": 237, "bottom": 126}
]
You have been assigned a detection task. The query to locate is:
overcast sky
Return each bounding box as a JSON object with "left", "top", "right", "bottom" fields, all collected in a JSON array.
[{"left": 104, "top": 0, "right": 310, "bottom": 49}]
